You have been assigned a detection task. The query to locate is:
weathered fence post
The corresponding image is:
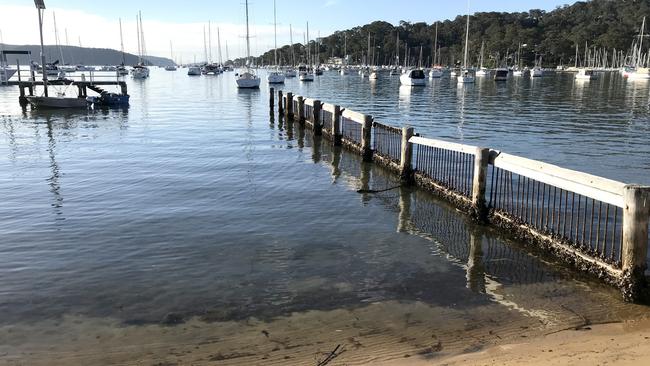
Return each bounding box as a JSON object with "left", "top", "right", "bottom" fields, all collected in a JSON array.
[
  {"left": 297, "top": 96, "right": 305, "bottom": 125},
  {"left": 313, "top": 100, "right": 322, "bottom": 135},
  {"left": 399, "top": 127, "right": 415, "bottom": 183},
  {"left": 472, "top": 147, "right": 490, "bottom": 220},
  {"left": 286, "top": 92, "right": 293, "bottom": 120},
  {"left": 361, "top": 115, "right": 373, "bottom": 162},
  {"left": 621, "top": 185, "right": 650, "bottom": 300},
  {"left": 269, "top": 87, "right": 274, "bottom": 112},
  {"left": 332, "top": 105, "right": 342, "bottom": 146},
  {"left": 278, "top": 90, "right": 283, "bottom": 114}
]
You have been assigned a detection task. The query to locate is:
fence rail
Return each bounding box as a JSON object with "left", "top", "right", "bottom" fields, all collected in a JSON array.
[{"left": 270, "top": 88, "right": 650, "bottom": 301}]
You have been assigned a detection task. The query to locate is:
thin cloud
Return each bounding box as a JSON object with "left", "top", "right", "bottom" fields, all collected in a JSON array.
[{"left": 323, "top": 0, "right": 339, "bottom": 8}]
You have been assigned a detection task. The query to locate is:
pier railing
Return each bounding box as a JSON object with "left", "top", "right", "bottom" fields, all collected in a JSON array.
[{"left": 270, "top": 88, "right": 650, "bottom": 300}]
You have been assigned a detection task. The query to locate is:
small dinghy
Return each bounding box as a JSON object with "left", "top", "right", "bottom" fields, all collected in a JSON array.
[{"left": 26, "top": 95, "right": 87, "bottom": 108}]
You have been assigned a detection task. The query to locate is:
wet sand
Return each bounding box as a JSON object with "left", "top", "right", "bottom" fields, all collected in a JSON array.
[{"left": 1, "top": 287, "right": 648, "bottom": 366}]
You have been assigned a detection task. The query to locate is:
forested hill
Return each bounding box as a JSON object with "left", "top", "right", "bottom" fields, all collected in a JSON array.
[
  {"left": 0, "top": 44, "right": 173, "bottom": 67},
  {"left": 251, "top": 0, "right": 650, "bottom": 68}
]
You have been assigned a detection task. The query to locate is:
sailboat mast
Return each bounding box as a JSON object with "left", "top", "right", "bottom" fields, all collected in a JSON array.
[
  {"left": 136, "top": 13, "right": 141, "bottom": 64},
  {"left": 245, "top": 0, "right": 251, "bottom": 65},
  {"left": 306, "top": 21, "right": 310, "bottom": 68},
  {"left": 203, "top": 26, "right": 207, "bottom": 63},
  {"left": 208, "top": 21, "right": 212, "bottom": 63},
  {"left": 463, "top": 5, "right": 470, "bottom": 69},
  {"left": 53, "top": 12, "right": 65, "bottom": 65},
  {"left": 638, "top": 16, "right": 646, "bottom": 68},
  {"left": 290, "top": 24, "right": 295, "bottom": 66},
  {"left": 119, "top": 18, "right": 126, "bottom": 65},
  {"left": 433, "top": 22, "right": 438, "bottom": 66},
  {"left": 217, "top": 27, "right": 222, "bottom": 65},
  {"left": 395, "top": 31, "right": 399, "bottom": 67},
  {"left": 273, "top": 0, "right": 278, "bottom": 67},
  {"left": 139, "top": 12, "right": 146, "bottom": 61}
]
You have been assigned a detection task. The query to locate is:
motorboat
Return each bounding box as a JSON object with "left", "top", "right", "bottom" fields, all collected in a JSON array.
[
  {"left": 86, "top": 92, "right": 130, "bottom": 107},
  {"left": 187, "top": 66, "right": 202, "bottom": 76},
  {"left": 399, "top": 69, "right": 426, "bottom": 86},
  {"left": 494, "top": 68, "right": 508, "bottom": 81}
]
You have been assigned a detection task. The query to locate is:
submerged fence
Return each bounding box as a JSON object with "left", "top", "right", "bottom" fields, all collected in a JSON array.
[{"left": 269, "top": 87, "right": 650, "bottom": 301}]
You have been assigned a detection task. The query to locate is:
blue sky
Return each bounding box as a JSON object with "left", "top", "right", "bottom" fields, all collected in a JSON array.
[{"left": 0, "top": 0, "right": 577, "bottom": 60}]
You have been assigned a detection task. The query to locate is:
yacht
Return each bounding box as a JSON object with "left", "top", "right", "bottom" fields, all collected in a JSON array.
[
  {"left": 284, "top": 68, "right": 297, "bottom": 77},
  {"left": 457, "top": 5, "right": 475, "bottom": 84},
  {"left": 266, "top": 0, "right": 285, "bottom": 84},
  {"left": 399, "top": 69, "right": 426, "bottom": 86},
  {"left": 235, "top": 0, "right": 260, "bottom": 88},
  {"left": 187, "top": 65, "right": 202, "bottom": 76},
  {"left": 131, "top": 64, "right": 149, "bottom": 79},
  {"left": 493, "top": 68, "right": 508, "bottom": 81},
  {"left": 530, "top": 67, "right": 543, "bottom": 78}
]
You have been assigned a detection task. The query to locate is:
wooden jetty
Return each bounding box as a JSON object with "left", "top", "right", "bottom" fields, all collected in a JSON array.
[
  {"left": 271, "top": 87, "right": 650, "bottom": 302},
  {"left": 2, "top": 59, "right": 127, "bottom": 106}
]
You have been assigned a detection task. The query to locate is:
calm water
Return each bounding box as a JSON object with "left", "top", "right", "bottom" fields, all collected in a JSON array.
[{"left": 0, "top": 69, "right": 648, "bottom": 364}]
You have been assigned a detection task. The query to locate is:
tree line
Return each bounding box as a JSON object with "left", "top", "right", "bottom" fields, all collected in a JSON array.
[{"left": 234, "top": 0, "right": 650, "bottom": 68}]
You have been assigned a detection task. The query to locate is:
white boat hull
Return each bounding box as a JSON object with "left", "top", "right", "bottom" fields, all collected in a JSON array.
[
  {"left": 458, "top": 76, "right": 475, "bottom": 84},
  {"left": 131, "top": 67, "right": 150, "bottom": 79},
  {"left": 299, "top": 72, "right": 314, "bottom": 81},
  {"left": 236, "top": 71, "right": 260, "bottom": 88},
  {"left": 399, "top": 73, "right": 425, "bottom": 86},
  {"left": 369, "top": 72, "right": 378, "bottom": 80},
  {"left": 284, "top": 69, "right": 297, "bottom": 78},
  {"left": 530, "top": 68, "right": 543, "bottom": 78},
  {"left": 187, "top": 67, "right": 202, "bottom": 76},
  {"left": 429, "top": 69, "right": 443, "bottom": 78},
  {"left": 267, "top": 72, "right": 285, "bottom": 84}
]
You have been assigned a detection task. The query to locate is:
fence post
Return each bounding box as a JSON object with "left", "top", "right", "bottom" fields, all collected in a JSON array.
[
  {"left": 399, "top": 127, "right": 415, "bottom": 183},
  {"left": 361, "top": 115, "right": 373, "bottom": 162},
  {"left": 278, "top": 90, "right": 283, "bottom": 114},
  {"left": 332, "top": 105, "right": 342, "bottom": 146},
  {"left": 269, "top": 87, "right": 274, "bottom": 112},
  {"left": 621, "top": 185, "right": 650, "bottom": 301},
  {"left": 297, "top": 96, "right": 305, "bottom": 125},
  {"left": 313, "top": 100, "right": 322, "bottom": 135},
  {"left": 472, "top": 147, "right": 490, "bottom": 220},
  {"left": 286, "top": 92, "right": 293, "bottom": 120}
]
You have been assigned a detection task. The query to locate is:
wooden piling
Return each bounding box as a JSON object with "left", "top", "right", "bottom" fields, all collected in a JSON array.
[
  {"left": 472, "top": 147, "right": 490, "bottom": 219},
  {"left": 297, "top": 96, "right": 305, "bottom": 125},
  {"left": 361, "top": 115, "right": 373, "bottom": 162},
  {"left": 332, "top": 105, "right": 342, "bottom": 146},
  {"left": 313, "top": 100, "right": 322, "bottom": 136},
  {"left": 286, "top": 92, "right": 293, "bottom": 120},
  {"left": 399, "top": 127, "right": 415, "bottom": 183},
  {"left": 621, "top": 184, "right": 650, "bottom": 299},
  {"left": 278, "top": 90, "right": 283, "bottom": 114},
  {"left": 269, "top": 87, "right": 274, "bottom": 112}
]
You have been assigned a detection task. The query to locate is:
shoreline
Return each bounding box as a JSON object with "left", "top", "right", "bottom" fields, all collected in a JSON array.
[{"left": 377, "top": 317, "right": 650, "bottom": 366}]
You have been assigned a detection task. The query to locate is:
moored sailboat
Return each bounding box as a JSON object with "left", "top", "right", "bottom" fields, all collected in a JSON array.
[{"left": 236, "top": 0, "right": 260, "bottom": 88}]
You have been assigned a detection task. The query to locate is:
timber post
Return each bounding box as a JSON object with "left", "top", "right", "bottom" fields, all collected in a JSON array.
[
  {"left": 361, "top": 115, "right": 373, "bottom": 162},
  {"left": 472, "top": 147, "right": 490, "bottom": 220},
  {"left": 269, "top": 87, "right": 274, "bottom": 112},
  {"left": 278, "top": 90, "right": 283, "bottom": 115},
  {"left": 286, "top": 92, "right": 293, "bottom": 120},
  {"left": 621, "top": 185, "right": 650, "bottom": 300},
  {"left": 399, "top": 127, "right": 415, "bottom": 183},
  {"left": 332, "top": 105, "right": 342, "bottom": 146},
  {"left": 297, "top": 96, "right": 305, "bottom": 125},
  {"left": 313, "top": 100, "right": 322, "bottom": 136}
]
